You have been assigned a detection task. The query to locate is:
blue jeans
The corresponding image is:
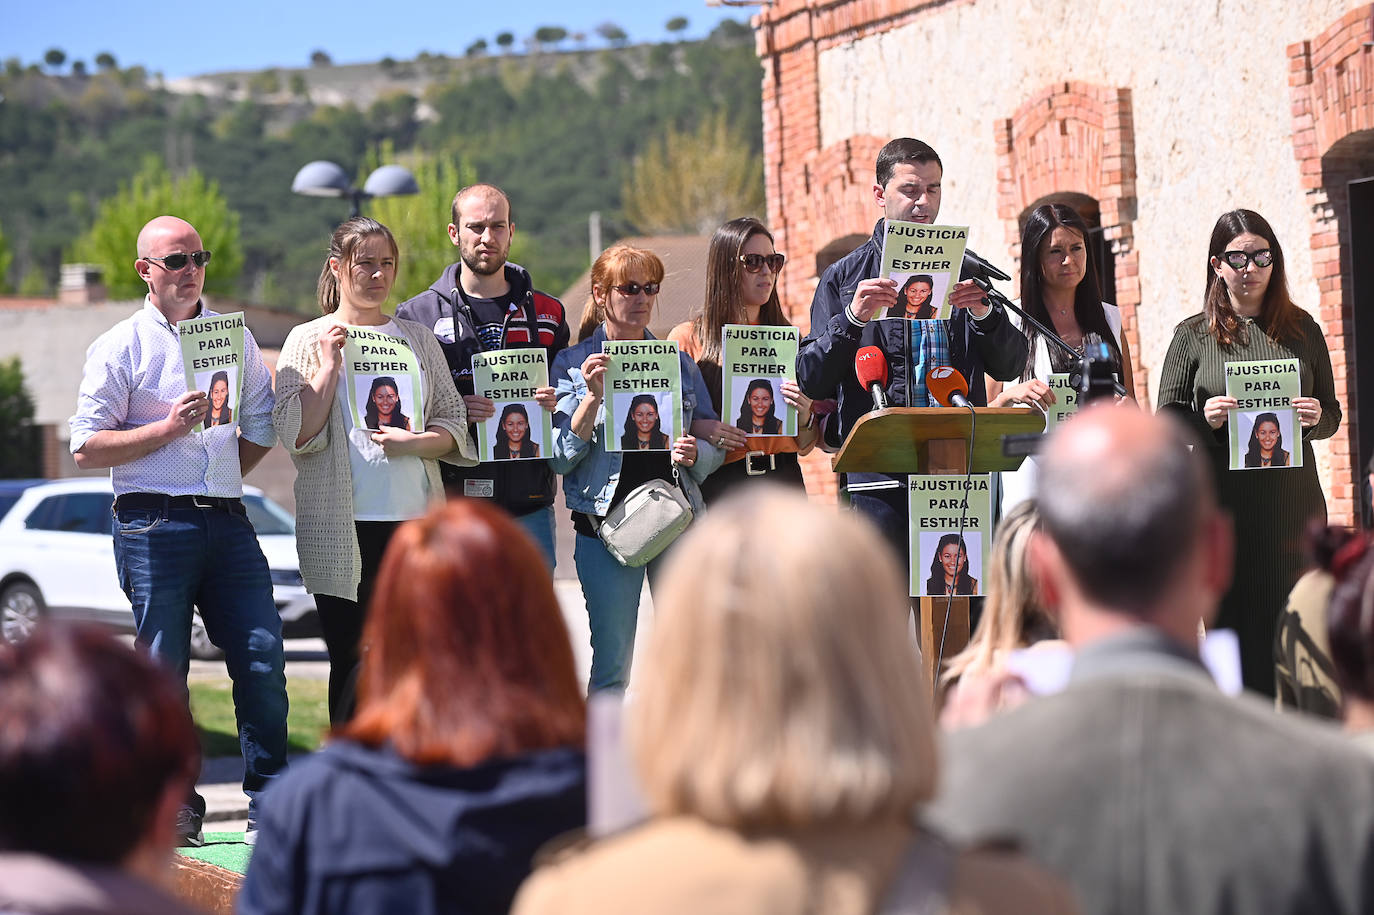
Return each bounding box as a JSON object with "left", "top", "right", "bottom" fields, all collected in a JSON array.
[
  {"left": 515, "top": 505, "right": 557, "bottom": 573},
  {"left": 113, "top": 502, "right": 289, "bottom": 817},
  {"left": 574, "top": 532, "right": 670, "bottom": 693}
]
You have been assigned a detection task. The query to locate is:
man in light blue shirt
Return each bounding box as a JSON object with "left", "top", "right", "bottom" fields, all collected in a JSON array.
[{"left": 69, "top": 215, "right": 288, "bottom": 847}]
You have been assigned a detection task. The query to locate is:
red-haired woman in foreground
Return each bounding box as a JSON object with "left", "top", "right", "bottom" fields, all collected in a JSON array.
[{"left": 238, "top": 501, "right": 587, "bottom": 915}]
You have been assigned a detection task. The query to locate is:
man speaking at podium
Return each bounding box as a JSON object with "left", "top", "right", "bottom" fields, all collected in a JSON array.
[{"left": 797, "top": 137, "right": 1027, "bottom": 557}]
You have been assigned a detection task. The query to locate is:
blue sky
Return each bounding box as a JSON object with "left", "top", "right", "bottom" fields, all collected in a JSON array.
[{"left": 3, "top": 1, "right": 753, "bottom": 80}]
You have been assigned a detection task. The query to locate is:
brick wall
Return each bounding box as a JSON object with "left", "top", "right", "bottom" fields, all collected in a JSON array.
[
  {"left": 1289, "top": 5, "right": 1374, "bottom": 525},
  {"left": 994, "top": 82, "right": 1146, "bottom": 402}
]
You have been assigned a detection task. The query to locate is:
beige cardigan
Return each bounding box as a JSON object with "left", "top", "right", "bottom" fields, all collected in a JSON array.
[{"left": 273, "top": 315, "right": 477, "bottom": 600}]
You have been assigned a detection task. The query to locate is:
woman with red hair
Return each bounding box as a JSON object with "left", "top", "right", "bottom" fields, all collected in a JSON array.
[{"left": 239, "top": 500, "right": 587, "bottom": 915}]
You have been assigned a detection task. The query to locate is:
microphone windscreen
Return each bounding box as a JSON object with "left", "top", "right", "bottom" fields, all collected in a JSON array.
[
  {"left": 926, "top": 365, "right": 970, "bottom": 407},
  {"left": 855, "top": 346, "right": 889, "bottom": 389}
]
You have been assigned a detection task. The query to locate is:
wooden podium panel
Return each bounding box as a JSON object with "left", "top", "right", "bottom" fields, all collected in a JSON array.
[{"left": 831, "top": 407, "right": 1045, "bottom": 687}]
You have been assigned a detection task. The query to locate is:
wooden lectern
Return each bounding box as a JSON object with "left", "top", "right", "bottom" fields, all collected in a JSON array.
[{"left": 832, "top": 407, "right": 1044, "bottom": 685}]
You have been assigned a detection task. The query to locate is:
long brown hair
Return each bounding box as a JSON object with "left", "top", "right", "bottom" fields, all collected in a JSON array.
[
  {"left": 1018, "top": 203, "right": 1120, "bottom": 378},
  {"left": 317, "top": 216, "right": 399, "bottom": 314},
  {"left": 1203, "top": 209, "right": 1302, "bottom": 347},
  {"left": 577, "top": 243, "right": 665, "bottom": 340},
  {"left": 691, "top": 217, "right": 790, "bottom": 367},
  {"left": 341, "top": 500, "right": 585, "bottom": 766}
]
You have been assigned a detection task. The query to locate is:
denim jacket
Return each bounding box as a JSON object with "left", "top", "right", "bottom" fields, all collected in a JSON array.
[{"left": 552, "top": 324, "right": 724, "bottom": 516}]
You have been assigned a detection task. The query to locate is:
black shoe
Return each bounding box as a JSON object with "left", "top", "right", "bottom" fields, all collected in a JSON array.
[{"left": 176, "top": 806, "right": 204, "bottom": 848}]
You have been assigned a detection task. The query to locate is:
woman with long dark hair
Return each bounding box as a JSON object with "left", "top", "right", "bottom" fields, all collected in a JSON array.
[
  {"left": 1158, "top": 208, "right": 1340, "bottom": 696},
  {"left": 991, "top": 203, "right": 1136, "bottom": 512},
  {"left": 925, "top": 532, "right": 978, "bottom": 596},
  {"left": 888, "top": 273, "right": 937, "bottom": 320},
  {"left": 239, "top": 500, "right": 587, "bottom": 914},
  {"left": 206, "top": 370, "right": 233, "bottom": 426},
  {"left": 734, "top": 378, "right": 782, "bottom": 435},
  {"left": 619, "top": 393, "right": 670, "bottom": 450},
  {"left": 1243, "top": 412, "right": 1290, "bottom": 468},
  {"left": 495, "top": 402, "right": 540, "bottom": 459},
  {"left": 362, "top": 376, "right": 411, "bottom": 431},
  {"left": 668, "top": 217, "right": 815, "bottom": 502},
  {"left": 274, "top": 216, "right": 476, "bottom": 723}
]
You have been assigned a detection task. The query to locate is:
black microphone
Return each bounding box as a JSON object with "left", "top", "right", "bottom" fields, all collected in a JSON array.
[
  {"left": 962, "top": 247, "right": 1012, "bottom": 283},
  {"left": 927, "top": 365, "right": 973, "bottom": 410},
  {"left": 855, "top": 346, "right": 889, "bottom": 411}
]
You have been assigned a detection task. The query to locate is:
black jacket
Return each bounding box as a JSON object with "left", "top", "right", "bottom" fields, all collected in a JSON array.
[
  {"left": 397, "top": 262, "right": 570, "bottom": 513},
  {"left": 797, "top": 220, "right": 1027, "bottom": 487},
  {"left": 238, "top": 740, "right": 587, "bottom": 915}
]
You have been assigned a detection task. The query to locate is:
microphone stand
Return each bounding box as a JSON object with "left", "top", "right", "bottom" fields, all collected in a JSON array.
[{"left": 970, "top": 277, "right": 1128, "bottom": 398}]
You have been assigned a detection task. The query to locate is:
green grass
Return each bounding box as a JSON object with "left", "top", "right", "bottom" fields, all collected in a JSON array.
[{"left": 189, "top": 677, "right": 330, "bottom": 757}]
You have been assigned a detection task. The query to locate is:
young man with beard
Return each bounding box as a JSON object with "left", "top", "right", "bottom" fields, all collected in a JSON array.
[{"left": 398, "top": 184, "right": 569, "bottom": 567}]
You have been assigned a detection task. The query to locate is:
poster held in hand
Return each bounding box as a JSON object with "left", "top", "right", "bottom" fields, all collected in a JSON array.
[
  {"left": 472, "top": 350, "right": 552, "bottom": 461},
  {"left": 908, "top": 474, "right": 992, "bottom": 598},
  {"left": 721, "top": 324, "right": 798, "bottom": 437},
  {"left": 1224, "top": 358, "right": 1301, "bottom": 470},
  {"left": 341, "top": 326, "right": 425, "bottom": 433},
  {"left": 179, "top": 311, "right": 245, "bottom": 433},
  {"left": 1045, "top": 373, "right": 1080, "bottom": 430},
  {"left": 878, "top": 221, "right": 969, "bottom": 321},
  {"left": 603, "top": 340, "right": 682, "bottom": 452}
]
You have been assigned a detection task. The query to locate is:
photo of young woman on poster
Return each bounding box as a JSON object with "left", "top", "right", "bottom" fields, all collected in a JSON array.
[
  {"left": 923, "top": 532, "right": 980, "bottom": 596},
  {"left": 620, "top": 392, "right": 672, "bottom": 451},
  {"left": 362, "top": 375, "right": 413, "bottom": 431},
  {"left": 494, "top": 401, "right": 542, "bottom": 459},
  {"left": 733, "top": 378, "right": 783, "bottom": 436},
  {"left": 1242, "top": 410, "right": 1292, "bottom": 468},
  {"left": 887, "top": 273, "right": 938, "bottom": 320}
]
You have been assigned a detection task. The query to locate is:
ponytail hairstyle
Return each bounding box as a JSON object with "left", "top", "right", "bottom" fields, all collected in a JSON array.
[{"left": 317, "top": 216, "right": 400, "bottom": 314}]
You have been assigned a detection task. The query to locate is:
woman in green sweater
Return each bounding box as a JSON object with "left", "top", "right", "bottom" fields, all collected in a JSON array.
[{"left": 1158, "top": 209, "right": 1341, "bottom": 696}]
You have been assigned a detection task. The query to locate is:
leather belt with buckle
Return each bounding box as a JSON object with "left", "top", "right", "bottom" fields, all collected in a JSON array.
[
  {"left": 745, "top": 451, "right": 776, "bottom": 476},
  {"left": 114, "top": 493, "right": 246, "bottom": 516}
]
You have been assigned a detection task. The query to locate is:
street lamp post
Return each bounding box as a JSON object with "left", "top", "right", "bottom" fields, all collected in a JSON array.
[{"left": 290, "top": 160, "right": 419, "bottom": 217}]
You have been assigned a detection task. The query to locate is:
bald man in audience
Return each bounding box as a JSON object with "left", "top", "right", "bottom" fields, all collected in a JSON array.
[{"left": 930, "top": 405, "right": 1374, "bottom": 914}]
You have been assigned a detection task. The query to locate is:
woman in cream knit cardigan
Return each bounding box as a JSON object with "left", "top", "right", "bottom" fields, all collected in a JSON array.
[{"left": 274, "top": 217, "right": 476, "bottom": 722}]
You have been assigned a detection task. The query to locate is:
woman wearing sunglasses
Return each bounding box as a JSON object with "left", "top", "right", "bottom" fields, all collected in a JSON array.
[
  {"left": 668, "top": 217, "right": 816, "bottom": 502},
  {"left": 554, "top": 244, "right": 723, "bottom": 693},
  {"left": 1158, "top": 209, "right": 1340, "bottom": 697}
]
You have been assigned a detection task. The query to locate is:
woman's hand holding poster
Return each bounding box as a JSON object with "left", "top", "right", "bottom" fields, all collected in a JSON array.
[
  {"left": 340, "top": 327, "right": 424, "bottom": 433},
  {"left": 602, "top": 340, "right": 682, "bottom": 452},
  {"left": 908, "top": 474, "right": 992, "bottom": 598},
  {"left": 179, "top": 312, "right": 245, "bottom": 433},
  {"left": 1225, "top": 358, "right": 1300, "bottom": 470},
  {"left": 878, "top": 221, "right": 969, "bottom": 321},
  {"left": 472, "top": 350, "right": 552, "bottom": 461},
  {"left": 721, "top": 325, "right": 798, "bottom": 437}
]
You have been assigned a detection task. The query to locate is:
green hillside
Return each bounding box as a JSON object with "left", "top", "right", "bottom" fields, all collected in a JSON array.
[{"left": 0, "top": 20, "right": 760, "bottom": 310}]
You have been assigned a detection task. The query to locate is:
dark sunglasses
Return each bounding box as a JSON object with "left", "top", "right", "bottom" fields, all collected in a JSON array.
[
  {"left": 145, "top": 250, "right": 212, "bottom": 270},
  {"left": 1219, "top": 249, "right": 1272, "bottom": 270},
  {"left": 739, "top": 252, "right": 786, "bottom": 274},
  {"left": 612, "top": 282, "right": 660, "bottom": 296}
]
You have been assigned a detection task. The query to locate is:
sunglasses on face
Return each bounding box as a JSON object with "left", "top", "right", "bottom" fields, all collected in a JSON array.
[
  {"left": 739, "top": 252, "right": 786, "bottom": 274},
  {"left": 612, "top": 282, "right": 661, "bottom": 296},
  {"left": 144, "top": 250, "right": 212, "bottom": 270},
  {"left": 1219, "top": 249, "right": 1273, "bottom": 270}
]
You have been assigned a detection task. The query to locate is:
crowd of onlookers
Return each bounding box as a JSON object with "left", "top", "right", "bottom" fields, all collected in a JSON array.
[
  {"left": 7, "top": 131, "right": 1367, "bottom": 913},
  {"left": 8, "top": 403, "right": 1374, "bottom": 914}
]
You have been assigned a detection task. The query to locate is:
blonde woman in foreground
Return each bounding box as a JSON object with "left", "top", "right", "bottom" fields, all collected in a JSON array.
[{"left": 512, "top": 488, "right": 1078, "bottom": 915}]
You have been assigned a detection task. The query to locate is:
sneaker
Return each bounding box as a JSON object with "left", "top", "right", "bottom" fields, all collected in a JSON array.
[
  {"left": 176, "top": 806, "right": 204, "bottom": 848},
  {"left": 244, "top": 819, "right": 258, "bottom": 846}
]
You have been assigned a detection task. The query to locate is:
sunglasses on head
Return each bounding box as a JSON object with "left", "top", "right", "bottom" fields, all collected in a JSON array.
[
  {"left": 739, "top": 252, "right": 786, "bottom": 274},
  {"left": 1219, "top": 249, "right": 1272, "bottom": 270},
  {"left": 145, "top": 250, "right": 212, "bottom": 270},
  {"left": 612, "top": 282, "right": 660, "bottom": 296}
]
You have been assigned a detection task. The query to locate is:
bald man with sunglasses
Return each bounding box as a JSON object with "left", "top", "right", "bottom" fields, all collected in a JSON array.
[{"left": 69, "top": 215, "right": 289, "bottom": 848}]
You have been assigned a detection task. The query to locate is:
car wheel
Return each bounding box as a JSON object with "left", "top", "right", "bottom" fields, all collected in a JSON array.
[
  {"left": 0, "top": 582, "right": 45, "bottom": 644},
  {"left": 190, "top": 609, "right": 223, "bottom": 661}
]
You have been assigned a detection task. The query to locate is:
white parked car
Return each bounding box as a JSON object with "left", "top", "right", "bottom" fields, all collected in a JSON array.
[{"left": 0, "top": 478, "right": 317, "bottom": 659}]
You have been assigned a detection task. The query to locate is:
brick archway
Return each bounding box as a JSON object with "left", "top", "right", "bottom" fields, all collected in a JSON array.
[
  {"left": 993, "top": 83, "right": 1145, "bottom": 401},
  {"left": 1289, "top": 8, "right": 1374, "bottom": 526}
]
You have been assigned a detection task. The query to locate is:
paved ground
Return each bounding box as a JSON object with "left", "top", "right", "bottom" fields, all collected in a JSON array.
[{"left": 196, "top": 574, "right": 657, "bottom": 827}]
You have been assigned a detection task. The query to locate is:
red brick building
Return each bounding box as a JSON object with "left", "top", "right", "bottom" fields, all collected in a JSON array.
[{"left": 753, "top": 0, "right": 1374, "bottom": 524}]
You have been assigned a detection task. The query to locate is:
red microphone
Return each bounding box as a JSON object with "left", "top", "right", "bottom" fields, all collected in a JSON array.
[
  {"left": 927, "top": 365, "right": 972, "bottom": 409},
  {"left": 855, "top": 346, "right": 889, "bottom": 411}
]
